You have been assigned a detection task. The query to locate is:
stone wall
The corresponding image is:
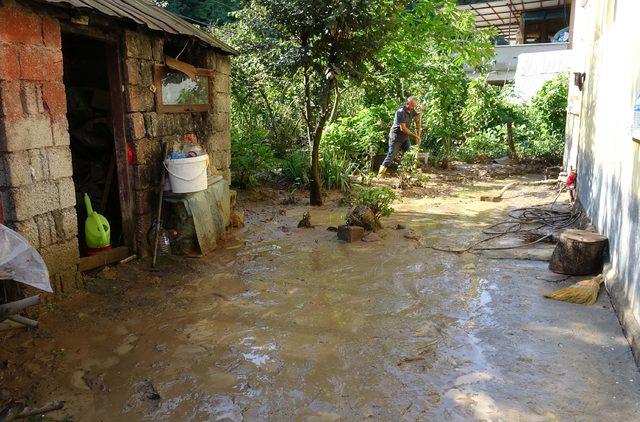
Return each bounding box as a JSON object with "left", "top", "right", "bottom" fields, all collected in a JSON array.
[
  {"left": 0, "top": 4, "right": 80, "bottom": 293},
  {"left": 121, "top": 29, "right": 232, "bottom": 256},
  {"left": 0, "top": 2, "right": 233, "bottom": 289}
]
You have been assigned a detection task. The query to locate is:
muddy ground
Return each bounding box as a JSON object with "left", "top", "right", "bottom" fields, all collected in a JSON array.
[{"left": 1, "top": 169, "right": 639, "bottom": 421}]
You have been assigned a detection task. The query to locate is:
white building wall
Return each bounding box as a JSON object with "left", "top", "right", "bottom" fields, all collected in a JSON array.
[{"left": 568, "top": 0, "right": 640, "bottom": 363}]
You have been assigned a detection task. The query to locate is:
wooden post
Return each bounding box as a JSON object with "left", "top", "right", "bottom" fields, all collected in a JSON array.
[{"left": 549, "top": 229, "right": 608, "bottom": 275}]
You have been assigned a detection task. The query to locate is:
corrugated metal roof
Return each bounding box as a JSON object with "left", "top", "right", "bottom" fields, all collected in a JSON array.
[{"left": 38, "top": 0, "right": 238, "bottom": 55}]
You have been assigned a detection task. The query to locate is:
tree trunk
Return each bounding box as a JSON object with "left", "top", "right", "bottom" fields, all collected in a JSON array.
[
  {"left": 506, "top": 121, "right": 517, "bottom": 160},
  {"left": 549, "top": 229, "right": 608, "bottom": 275},
  {"left": 309, "top": 134, "right": 322, "bottom": 205},
  {"left": 329, "top": 85, "right": 340, "bottom": 123}
]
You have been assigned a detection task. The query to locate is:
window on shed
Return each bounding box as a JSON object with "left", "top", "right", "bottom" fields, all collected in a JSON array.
[{"left": 154, "top": 57, "right": 213, "bottom": 113}]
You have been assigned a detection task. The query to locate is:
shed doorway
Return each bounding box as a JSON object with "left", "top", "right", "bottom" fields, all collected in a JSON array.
[{"left": 62, "top": 32, "right": 132, "bottom": 269}]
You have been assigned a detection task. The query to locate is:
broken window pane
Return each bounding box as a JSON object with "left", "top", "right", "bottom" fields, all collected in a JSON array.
[{"left": 161, "top": 70, "right": 209, "bottom": 105}]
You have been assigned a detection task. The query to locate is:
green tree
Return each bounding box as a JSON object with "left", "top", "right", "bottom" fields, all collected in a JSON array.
[
  {"left": 236, "top": 0, "right": 400, "bottom": 205},
  {"left": 159, "top": 0, "right": 240, "bottom": 26}
]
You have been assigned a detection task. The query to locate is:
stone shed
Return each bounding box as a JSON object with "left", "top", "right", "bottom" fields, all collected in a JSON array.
[{"left": 0, "top": 0, "right": 236, "bottom": 293}]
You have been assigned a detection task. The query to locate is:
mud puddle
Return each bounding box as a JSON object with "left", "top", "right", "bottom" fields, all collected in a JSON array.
[{"left": 1, "top": 178, "right": 639, "bottom": 420}]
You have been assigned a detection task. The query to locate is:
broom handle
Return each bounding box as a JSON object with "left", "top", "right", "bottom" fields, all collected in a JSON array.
[{"left": 152, "top": 144, "right": 168, "bottom": 268}]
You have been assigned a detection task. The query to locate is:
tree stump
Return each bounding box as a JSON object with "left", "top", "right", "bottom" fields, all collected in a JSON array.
[{"left": 549, "top": 229, "right": 608, "bottom": 275}]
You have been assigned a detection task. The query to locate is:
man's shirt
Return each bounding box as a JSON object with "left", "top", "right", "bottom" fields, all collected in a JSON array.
[{"left": 390, "top": 105, "right": 418, "bottom": 140}]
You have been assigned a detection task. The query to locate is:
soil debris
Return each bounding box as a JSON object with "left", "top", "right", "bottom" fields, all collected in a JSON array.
[{"left": 362, "top": 232, "right": 382, "bottom": 242}]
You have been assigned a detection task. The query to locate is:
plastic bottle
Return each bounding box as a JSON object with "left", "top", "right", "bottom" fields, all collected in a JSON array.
[{"left": 183, "top": 133, "right": 203, "bottom": 156}]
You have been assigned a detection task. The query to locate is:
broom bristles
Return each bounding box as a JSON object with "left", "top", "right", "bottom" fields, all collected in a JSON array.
[{"left": 544, "top": 274, "right": 604, "bottom": 306}]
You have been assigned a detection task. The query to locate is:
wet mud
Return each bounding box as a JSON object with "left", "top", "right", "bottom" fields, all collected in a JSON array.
[{"left": 1, "top": 177, "right": 639, "bottom": 420}]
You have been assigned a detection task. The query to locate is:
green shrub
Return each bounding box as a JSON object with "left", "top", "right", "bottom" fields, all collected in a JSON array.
[
  {"left": 281, "top": 150, "right": 310, "bottom": 186},
  {"left": 231, "top": 128, "right": 276, "bottom": 188},
  {"left": 320, "top": 150, "right": 355, "bottom": 192},
  {"left": 352, "top": 186, "right": 397, "bottom": 219},
  {"left": 322, "top": 107, "right": 389, "bottom": 167}
]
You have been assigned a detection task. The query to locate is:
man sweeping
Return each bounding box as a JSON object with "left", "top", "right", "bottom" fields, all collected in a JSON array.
[{"left": 378, "top": 96, "right": 422, "bottom": 177}]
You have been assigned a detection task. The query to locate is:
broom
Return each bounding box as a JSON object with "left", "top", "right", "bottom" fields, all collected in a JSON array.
[{"left": 544, "top": 274, "right": 604, "bottom": 305}]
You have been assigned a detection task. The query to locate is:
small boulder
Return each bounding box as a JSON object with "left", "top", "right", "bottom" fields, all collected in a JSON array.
[
  {"left": 297, "top": 212, "right": 313, "bottom": 228},
  {"left": 337, "top": 225, "right": 365, "bottom": 243},
  {"left": 404, "top": 229, "right": 422, "bottom": 241},
  {"left": 230, "top": 210, "right": 245, "bottom": 228}
]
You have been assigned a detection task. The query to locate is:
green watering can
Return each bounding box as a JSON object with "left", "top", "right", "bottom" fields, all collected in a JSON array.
[{"left": 84, "top": 194, "right": 111, "bottom": 249}]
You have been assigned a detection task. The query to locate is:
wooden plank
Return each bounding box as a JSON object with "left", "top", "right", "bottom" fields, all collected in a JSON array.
[
  {"left": 107, "top": 37, "right": 136, "bottom": 252},
  {"left": 78, "top": 246, "right": 130, "bottom": 272}
]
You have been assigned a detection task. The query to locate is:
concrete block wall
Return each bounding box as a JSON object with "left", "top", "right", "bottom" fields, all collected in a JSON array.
[
  {"left": 122, "top": 29, "right": 232, "bottom": 256},
  {"left": 0, "top": 4, "right": 80, "bottom": 293}
]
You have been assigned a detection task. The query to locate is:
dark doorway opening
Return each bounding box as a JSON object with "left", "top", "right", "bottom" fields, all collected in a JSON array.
[{"left": 62, "top": 33, "right": 123, "bottom": 257}]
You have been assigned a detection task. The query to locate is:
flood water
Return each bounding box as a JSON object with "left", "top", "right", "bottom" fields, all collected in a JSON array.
[{"left": 2, "top": 180, "right": 639, "bottom": 420}]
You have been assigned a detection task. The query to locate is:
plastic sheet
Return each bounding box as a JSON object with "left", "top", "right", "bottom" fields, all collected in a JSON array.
[{"left": 0, "top": 224, "right": 52, "bottom": 292}]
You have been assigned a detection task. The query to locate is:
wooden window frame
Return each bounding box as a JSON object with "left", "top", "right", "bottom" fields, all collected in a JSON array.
[{"left": 153, "top": 64, "right": 214, "bottom": 113}]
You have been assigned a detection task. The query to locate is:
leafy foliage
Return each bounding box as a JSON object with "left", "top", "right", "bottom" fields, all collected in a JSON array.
[
  {"left": 458, "top": 74, "right": 569, "bottom": 163},
  {"left": 322, "top": 107, "right": 389, "bottom": 166},
  {"left": 159, "top": 0, "right": 240, "bottom": 25},
  {"left": 233, "top": 0, "right": 400, "bottom": 204},
  {"left": 351, "top": 187, "right": 398, "bottom": 219},
  {"left": 230, "top": 128, "right": 276, "bottom": 188},
  {"left": 280, "top": 150, "right": 310, "bottom": 187},
  {"left": 319, "top": 150, "right": 355, "bottom": 192}
]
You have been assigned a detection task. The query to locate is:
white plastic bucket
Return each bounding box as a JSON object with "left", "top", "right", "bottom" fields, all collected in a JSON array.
[{"left": 164, "top": 154, "right": 209, "bottom": 193}]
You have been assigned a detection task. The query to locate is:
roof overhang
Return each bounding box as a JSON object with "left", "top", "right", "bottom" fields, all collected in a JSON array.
[
  {"left": 456, "top": 0, "right": 571, "bottom": 41},
  {"left": 36, "top": 0, "right": 239, "bottom": 55}
]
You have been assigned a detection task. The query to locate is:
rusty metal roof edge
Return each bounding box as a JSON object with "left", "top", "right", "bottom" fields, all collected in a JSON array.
[{"left": 36, "top": 0, "right": 239, "bottom": 55}]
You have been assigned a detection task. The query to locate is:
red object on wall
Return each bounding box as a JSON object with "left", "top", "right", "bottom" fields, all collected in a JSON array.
[{"left": 127, "top": 144, "right": 136, "bottom": 165}]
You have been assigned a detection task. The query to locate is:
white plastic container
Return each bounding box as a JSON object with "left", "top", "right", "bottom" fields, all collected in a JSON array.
[{"left": 164, "top": 154, "right": 209, "bottom": 193}]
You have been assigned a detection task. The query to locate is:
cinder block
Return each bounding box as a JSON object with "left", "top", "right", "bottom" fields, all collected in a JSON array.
[
  {"left": 42, "top": 82, "right": 67, "bottom": 118},
  {"left": 125, "top": 85, "right": 155, "bottom": 112},
  {"left": 144, "top": 113, "right": 174, "bottom": 138},
  {"left": 11, "top": 218, "right": 39, "bottom": 248},
  {"left": 0, "top": 43, "right": 20, "bottom": 80},
  {"left": 126, "top": 112, "right": 146, "bottom": 140},
  {"left": 214, "top": 73, "right": 231, "bottom": 94},
  {"left": 132, "top": 137, "right": 162, "bottom": 165},
  {"left": 28, "top": 148, "right": 48, "bottom": 181},
  {"left": 19, "top": 45, "right": 63, "bottom": 81},
  {"left": 216, "top": 55, "right": 231, "bottom": 76},
  {"left": 212, "top": 112, "right": 230, "bottom": 132},
  {"left": 0, "top": 115, "right": 54, "bottom": 151},
  {"left": 151, "top": 36, "right": 163, "bottom": 62},
  {"left": 124, "top": 59, "right": 141, "bottom": 85},
  {"left": 47, "top": 146, "right": 72, "bottom": 179},
  {"left": 52, "top": 119, "right": 70, "bottom": 146},
  {"left": 124, "top": 29, "right": 152, "bottom": 59},
  {"left": 220, "top": 168, "right": 231, "bottom": 183},
  {"left": 337, "top": 225, "right": 365, "bottom": 243},
  {"left": 0, "top": 8, "right": 43, "bottom": 45},
  {"left": 52, "top": 207, "right": 78, "bottom": 240},
  {"left": 21, "top": 82, "right": 45, "bottom": 115},
  {"left": 39, "top": 237, "right": 79, "bottom": 277},
  {"left": 6, "top": 181, "right": 59, "bottom": 220},
  {"left": 0, "top": 80, "right": 22, "bottom": 117},
  {"left": 133, "top": 164, "right": 154, "bottom": 190},
  {"left": 212, "top": 150, "right": 231, "bottom": 169},
  {"left": 57, "top": 177, "right": 76, "bottom": 209},
  {"left": 213, "top": 94, "right": 231, "bottom": 113},
  {"left": 2, "top": 150, "right": 32, "bottom": 186},
  {"left": 42, "top": 16, "right": 61, "bottom": 49},
  {"left": 35, "top": 212, "right": 57, "bottom": 247}
]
